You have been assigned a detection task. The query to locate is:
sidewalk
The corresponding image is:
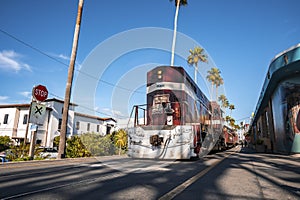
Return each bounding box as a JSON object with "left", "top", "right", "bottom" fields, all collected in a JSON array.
[
  {"left": 176, "top": 146, "right": 300, "bottom": 200},
  {"left": 240, "top": 147, "right": 300, "bottom": 199}
]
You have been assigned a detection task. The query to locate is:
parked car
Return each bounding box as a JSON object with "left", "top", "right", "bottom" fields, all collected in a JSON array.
[
  {"left": 38, "top": 147, "right": 58, "bottom": 159},
  {"left": 0, "top": 149, "right": 13, "bottom": 162}
]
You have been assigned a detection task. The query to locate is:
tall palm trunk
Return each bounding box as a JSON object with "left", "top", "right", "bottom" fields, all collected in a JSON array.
[
  {"left": 194, "top": 62, "right": 198, "bottom": 84},
  {"left": 171, "top": 0, "right": 180, "bottom": 66},
  {"left": 119, "top": 144, "right": 122, "bottom": 155},
  {"left": 215, "top": 86, "right": 219, "bottom": 102},
  {"left": 210, "top": 83, "right": 214, "bottom": 101}
]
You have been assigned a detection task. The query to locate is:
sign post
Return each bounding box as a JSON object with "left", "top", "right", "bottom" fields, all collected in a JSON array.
[{"left": 28, "top": 84, "right": 48, "bottom": 160}]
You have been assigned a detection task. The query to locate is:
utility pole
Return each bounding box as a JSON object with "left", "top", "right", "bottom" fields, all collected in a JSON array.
[{"left": 58, "top": 0, "right": 84, "bottom": 159}]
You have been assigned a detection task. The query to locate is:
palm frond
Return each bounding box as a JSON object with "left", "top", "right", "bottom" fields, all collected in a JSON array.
[{"left": 170, "top": 0, "right": 188, "bottom": 6}]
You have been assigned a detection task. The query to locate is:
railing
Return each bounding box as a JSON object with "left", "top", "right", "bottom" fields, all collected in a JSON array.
[{"left": 127, "top": 104, "right": 147, "bottom": 128}]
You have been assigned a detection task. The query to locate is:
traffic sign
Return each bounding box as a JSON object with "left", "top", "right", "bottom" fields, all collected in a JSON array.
[
  {"left": 32, "top": 85, "right": 48, "bottom": 102},
  {"left": 29, "top": 102, "right": 46, "bottom": 125}
]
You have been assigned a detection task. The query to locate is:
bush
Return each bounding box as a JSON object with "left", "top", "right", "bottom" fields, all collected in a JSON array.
[
  {"left": 113, "top": 129, "right": 128, "bottom": 155},
  {"left": 0, "top": 136, "right": 12, "bottom": 152},
  {"left": 80, "top": 133, "right": 117, "bottom": 156},
  {"left": 2, "top": 143, "right": 36, "bottom": 161},
  {"left": 66, "top": 136, "right": 91, "bottom": 158}
]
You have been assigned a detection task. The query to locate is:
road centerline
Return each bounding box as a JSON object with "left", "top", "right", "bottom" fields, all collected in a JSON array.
[{"left": 158, "top": 150, "right": 237, "bottom": 200}]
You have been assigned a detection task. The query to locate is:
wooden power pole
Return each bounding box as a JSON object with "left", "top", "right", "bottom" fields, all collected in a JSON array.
[{"left": 58, "top": 0, "right": 84, "bottom": 159}]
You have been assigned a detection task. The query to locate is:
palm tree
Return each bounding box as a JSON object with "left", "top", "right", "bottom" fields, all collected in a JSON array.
[
  {"left": 170, "top": 0, "right": 187, "bottom": 66},
  {"left": 225, "top": 115, "right": 231, "bottom": 123},
  {"left": 114, "top": 129, "right": 127, "bottom": 155},
  {"left": 229, "top": 117, "right": 235, "bottom": 128},
  {"left": 218, "top": 94, "right": 229, "bottom": 109},
  {"left": 218, "top": 94, "right": 226, "bottom": 106},
  {"left": 187, "top": 46, "right": 207, "bottom": 83},
  {"left": 215, "top": 75, "right": 224, "bottom": 101},
  {"left": 229, "top": 104, "right": 235, "bottom": 116},
  {"left": 206, "top": 70, "right": 216, "bottom": 100},
  {"left": 206, "top": 67, "right": 222, "bottom": 100}
]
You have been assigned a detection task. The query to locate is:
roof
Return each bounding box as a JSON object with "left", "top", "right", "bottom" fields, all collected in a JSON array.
[
  {"left": 252, "top": 44, "right": 300, "bottom": 123},
  {"left": 45, "top": 98, "right": 77, "bottom": 106},
  {"left": 0, "top": 104, "right": 30, "bottom": 108},
  {"left": 74, "top": 112, "right": 117, "bottom": 122},
  {"left": 271, "top": 43, "right": 300, "bottom": 63},
  {"left": 0, "top": 103, "right": 53, "bottom": 111},
  {"left": 0, "top": 98, "right": 78, "bottom": 109}
]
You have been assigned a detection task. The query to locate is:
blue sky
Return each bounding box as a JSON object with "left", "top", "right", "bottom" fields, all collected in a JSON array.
[{"left": 0, "top": 0, "right": 300, "bottom": 126}]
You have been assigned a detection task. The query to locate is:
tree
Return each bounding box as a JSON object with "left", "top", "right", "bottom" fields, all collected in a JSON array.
[
  {"left": 206, "top": 71, "right": 216, "bottom": 100},
  {"left": 229, "top": 104, "right": 235, "bottom": 116},
  {"left": 218, "top": 94, "right": 229, "bottom": 109},
  {"left": 79, "top": 132, "right": 116, "bottom": 156},
  {"left": 207, "top": 67, "right": 223, "bottom": 100},
  {"left": 225, "top": 116, "right": 231, "bottom": 123},
  {"left": 229, "top": 117, "right": 236, "bottom": 128},
  {"left": 0, "top": 136, "right": 12, "bottom": 151},
  {"left": 215, "top": 75, "right": 224, "bottom": 101},
  {"left": 187, "top": 46, "right": 207, "bottom": 83},
  {"left": 234, "top": 124, "right": 240, "bottom": 131},
  {"left": 170, "top": 0, "right": 187, "bottom": 66},
  {"left": 114, "top": 129, "right": 127, "bottom": 155},
  {"left": 65, "top": 136, "right": 91, "bottom": 158}
]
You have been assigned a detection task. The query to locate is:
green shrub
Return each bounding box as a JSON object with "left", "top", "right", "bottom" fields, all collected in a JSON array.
[
  {"left": 80, "top": 133, "right": 117, "bottom": 156},
  {"left": 0, "top": 136, "right": 12, "bottom": 152}
]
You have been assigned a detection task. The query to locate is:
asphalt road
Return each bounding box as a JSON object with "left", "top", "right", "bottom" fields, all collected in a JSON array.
[{"left": 0, "top": 147, "right": 299, "bottom": 200}]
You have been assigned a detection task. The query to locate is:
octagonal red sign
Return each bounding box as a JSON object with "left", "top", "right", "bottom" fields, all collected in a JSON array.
[{"left": 32, "top": 85, "right": 48, "bottom": 102}]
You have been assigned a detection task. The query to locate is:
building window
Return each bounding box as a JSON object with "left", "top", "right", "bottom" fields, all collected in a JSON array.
[
  {"left": 106, "top": 126, "right": 111, "bottom": 135},
  {"left": 3, "top": 114, "right": 9, "bottom": 124},
  {"left": 87, "top": 123, "right": 90, "bottom": 132},
  {"left": 23, "top": 114, "right": 28, "bottom": 124},
  {"left": 58, "top": 119, "right": 62, "bottom": 130},
  {"left": 76, "top": 121, "right": 80, "bottom": 130},
  {"left": 97, "top": 125, "right": 100, "bottom": 132}
]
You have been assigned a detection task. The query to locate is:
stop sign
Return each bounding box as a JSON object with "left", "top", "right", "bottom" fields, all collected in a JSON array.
[{"left": 32, "top": 85, "right": 48, "bottom": 102}]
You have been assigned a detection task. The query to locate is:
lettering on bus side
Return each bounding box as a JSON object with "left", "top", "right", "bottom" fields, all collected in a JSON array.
[
  {"left": 173, "top": 132, "right": 183, "bottom": 137},
  {"left": 135, "top": 133, "right": 145, "bottom": 137}
]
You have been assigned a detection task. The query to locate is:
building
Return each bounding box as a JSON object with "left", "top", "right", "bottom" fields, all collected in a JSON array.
[
  {"left": 0, "top": 98, "right": 116, "bottom": 148},
  {"left": 249, "top": 43, "right": 300, "bottom": 154}
]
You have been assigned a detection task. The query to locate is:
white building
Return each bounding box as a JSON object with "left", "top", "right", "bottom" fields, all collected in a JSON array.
[{"left": 0, "top": 98, "right": 116, "bottom": 148}]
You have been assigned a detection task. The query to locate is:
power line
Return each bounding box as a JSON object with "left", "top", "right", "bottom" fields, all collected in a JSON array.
[
  {"left": 0, "top": 29, "right": 69, "bottom": 68},
  {"left": 0, "top": 28, "right": 145, "bottom": 116},
  {"left": 49, "top": 92, "right": 130, "bottom": 119},
  {"left": 0, "top": 28, "right": 145, "bottom": 94}
]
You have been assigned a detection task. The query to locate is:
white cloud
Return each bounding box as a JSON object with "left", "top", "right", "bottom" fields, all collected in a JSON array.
[
  {"left": 101, "top": 108, "right": 128, "bottom": 118},
  {"left": 58, "top": 54, "right": 70, "bottom": 60},
  {"left": 19, "top": 91, "right": 31, "bottom": 99},
  {"left": 0, "top": 96, "right": 9, "bottom": 101},
  {"left": 56, "top": 53, "right": 82, "bottom": 68},
  {"left": 0, "top": 50, "right": 32, "bottom": 72}
]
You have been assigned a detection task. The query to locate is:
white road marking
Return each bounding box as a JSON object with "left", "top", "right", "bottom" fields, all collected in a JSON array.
[{"left": 158, "top": 150, "right": 237, "bottom": 200}]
